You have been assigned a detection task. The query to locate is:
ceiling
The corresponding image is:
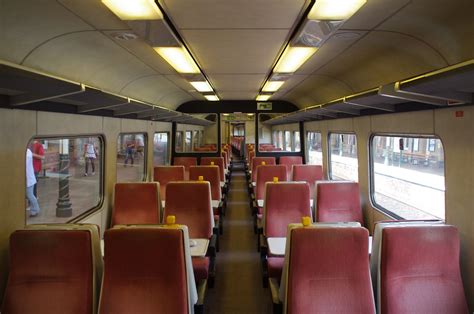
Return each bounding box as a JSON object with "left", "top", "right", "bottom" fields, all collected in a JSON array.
[{"left": 0, "top": 0, "right": 473, "bottom": 110}]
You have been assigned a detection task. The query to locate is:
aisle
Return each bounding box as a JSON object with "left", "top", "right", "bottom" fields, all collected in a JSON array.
[{"left": 204, "top": 162, "right": 272, "bottom": 313}]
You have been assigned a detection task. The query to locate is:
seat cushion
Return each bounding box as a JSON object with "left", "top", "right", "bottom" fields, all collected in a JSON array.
[
  {"left": 192, "top": 257, "right": 210, "bottom": 281},
  {"left": 267, "top": 257, "right": 284, "bottom": 279}
]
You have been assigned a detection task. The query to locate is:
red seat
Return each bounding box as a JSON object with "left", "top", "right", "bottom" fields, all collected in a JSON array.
[
  {"left": 255, "top": 165, "right": 287, "bottom": 203},
  {"left": 173, "top": 157, "right": 197, "bottom": 180},
  {"left": 380, "top": 225, "right": 468, "bottom": 313},
  {"left": 2, "top": 228, "right": 96, "bottom": 314},
  {"left": 279, "top": 156, "right": 303, "bottom": 180},
  {"left": 200, "top": 157, "right": 225, "bottom": 183},
  {"left": 153, "top": 166, "right": 185, "bottom": 201},
  {"left": 267, "top": 256, "right": 284, "bottom": 279},
  {"left": 99, "top": 226, "right": 195, "bottom": 314},
  {"left": 292, "top": 165, "right": 323, "bottom": 199},
  {"left": 251, "top": 157, "right": 276, "bottom": 182},
  {"left": 281, "top": 226, "right": 375, "bottom": 313},
  {"left": 315, "top": 181, "right": 364, "bottom": 225},
  {"left": 189, "top": 166, "right": 222, "bottom": 204},
  {"left": 192, "top": 256, "right": 210, "bottom": 282},
  {"left": 111, "top": 182, "right": 161, "bottom": 227}
]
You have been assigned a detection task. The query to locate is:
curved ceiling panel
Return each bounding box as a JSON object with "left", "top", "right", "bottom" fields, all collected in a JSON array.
[
  {"left": 0, "top": 0, "right": 92, "bottom": 63},
  {"left": 120, "top": 75, "right": 192, "bottom": 109}
]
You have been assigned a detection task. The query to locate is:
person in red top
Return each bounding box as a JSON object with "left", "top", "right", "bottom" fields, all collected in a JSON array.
[{"left": 31, "top": 140, "right": 45, "bottom": 197}]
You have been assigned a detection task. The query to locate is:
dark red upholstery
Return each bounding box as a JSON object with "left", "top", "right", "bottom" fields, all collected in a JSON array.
[
  {"left": 251, "top": 157, "right": 276, "bottom": 182},
  {"left": 292, "top": 165, "right": 323, "bottom": 199},
  {"left": 221, "top": 150, "right": 229, "bottom": 168},
  {"left": 164, "top": 182, "right": 213, "bottom": 239},
  {"left": 173, "top": 157, "right": 197, "bottom": 180},
  {"left": 112, "top": 183, "right": 160, "bottom": 227},
  {"left": 99, "top": 228, "right": 188, "bottom": 314},
  {"left": 192, "top": 257, "right": 210, "bottom": 281},
  {"left": 279, "top": 156, "right": 303, "bottom": 179},
  {"left": 255, "top": 165, "right": 287, "bottom": 201},
  {"left": 264, "top": 182, "right": 311, "bottom": 237},
  {"left": 200, "top": 157, "right": 225, "bottom": 182},
  {"left": 189, "top": 166, "right": 221, "bottom": 201},
  {"left": 380, "top": 226, "right": 468, "bottom": 314},
  {"left": 2, "top": 230, "right": 94, "bottom": 314},
  {"left": 315, "top": 181, "right": 364, "bottom": 225},
  {"left": 248, "top": 150, "right": 255, "bottom": 166},
  {"left": 267, "top": 256, "right": 284, "bottom": 279},
  {"left": 153, "top": 166, "right": 185, "bottom": 201},
  {"left": 286, "top": 227, "right": 375, "bottom": 313}
]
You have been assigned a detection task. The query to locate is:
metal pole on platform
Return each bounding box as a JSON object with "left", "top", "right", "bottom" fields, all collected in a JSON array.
[{"left": 56, "top": 139, "right": 72, "bottom": 217}]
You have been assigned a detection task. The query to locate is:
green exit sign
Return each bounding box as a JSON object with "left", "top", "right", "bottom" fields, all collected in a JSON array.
[{"left": 257, "top": 102, "right": 272, "bottom": 110}]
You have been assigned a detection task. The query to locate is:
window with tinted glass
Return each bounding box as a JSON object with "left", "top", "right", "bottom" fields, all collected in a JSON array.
[
  {"left": 294, "top": 131, "right": 300, "bottom": 152},
  {"left": 185, "top": 131, "right": 192, "bottom": 152},
  {"left": 307, "top": 132, "right": 323, "bottom": 165},
  {"left": 153, "top": 132, "right": 169, "bottom": 166},
  {"left": 25, "top": 136, "right": 103, "bottom": 224},
  {"left": 371, "top": 135, "right": 445, "bottom": 220},
  {"left": 117, "top": 133, "right": 147, "bottom": 182},
  {"left": 329, "top": 133, "right": 358, "bottom": 182}
]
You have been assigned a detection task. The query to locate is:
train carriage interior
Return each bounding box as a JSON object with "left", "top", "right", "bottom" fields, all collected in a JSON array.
[{"left": 0, "top": 0, "right": 473, "bottom": 313}]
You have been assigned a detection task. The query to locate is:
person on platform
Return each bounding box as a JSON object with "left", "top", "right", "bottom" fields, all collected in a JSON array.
[
  {"left": 84, "top": 138, "right": 98, "bottom": 176},
  {"left": 26, "top": 148, "right": 41, "bottom": 217},
  {"left": 31, "top": 140, "right": 45, "bottom": 197}
]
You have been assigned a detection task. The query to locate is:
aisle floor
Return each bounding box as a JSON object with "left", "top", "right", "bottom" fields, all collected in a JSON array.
[{"left": 204, "top": 162, "right": 273, "bottom": 313}]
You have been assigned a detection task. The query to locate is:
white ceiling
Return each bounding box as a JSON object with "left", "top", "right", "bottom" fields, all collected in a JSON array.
[{"left": 0, "top": 0, "right": 473, "bottom": 109}]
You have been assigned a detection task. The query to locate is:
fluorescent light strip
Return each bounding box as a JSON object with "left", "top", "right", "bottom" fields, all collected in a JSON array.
[
  {"left": 262, "top": 81, "right": 285, "bottom": 92},
  {"left": 308, "top": 0, "right": 367, "bottom": 20},
  {"left": 256, "top": 95, "right": 271, "bottom": 101},
  {"left": 154, "top": 47, "right": 200, "bottom": 74},
  {"left": 102, "top": 0, "right": 162, "bottom": 20},
  {"left": 190, "top": 81, "right": 213, "bottom": 92},
  {"left": 274, "top": 46, "right": 317, "bottom": 73},
  {"left": 205, "top": 95, "right": 219, "bottom": 101}
]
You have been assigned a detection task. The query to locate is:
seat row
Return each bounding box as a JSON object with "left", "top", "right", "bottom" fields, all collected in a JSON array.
[
  {"left": 2, "top": 223, "right": 202, "bottom": 314},
  {"left": 267, "top": 220, "right": 469, "bottom": 314}
]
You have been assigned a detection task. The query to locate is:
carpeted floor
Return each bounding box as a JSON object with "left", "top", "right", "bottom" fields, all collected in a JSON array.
[{"left": 204, "top": 161, "right": 273, "bottom": 314}]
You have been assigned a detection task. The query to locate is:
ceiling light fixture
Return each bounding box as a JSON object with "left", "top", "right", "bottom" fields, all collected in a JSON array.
[
  {"left": 256, "top": 95, "right": 271, "bottom": 101},
  {"left": 205, "top": 95, "right": 219, "bottom": 101},
  {"left": 262, "top": 81, "right": 285, "bottom": 92},
  {"left": 308, "top": 0, "right": 367, "bottom": 20},
  {"left": 154, "top": 47, "right": 200, "bottom": 74},
  {"left": 190, "top": 81, "right": 213, "bottom": 92},
  {"left": 274, "top": 46, "right": 317, "bottom": 73},
  {"left": 102, "top": 0, "right": 163, "bottom": 20}
]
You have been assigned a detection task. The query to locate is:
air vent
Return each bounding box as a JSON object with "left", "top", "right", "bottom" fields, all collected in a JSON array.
[
  {"left": 292, "top": 20, "right": 343, "bottom": 47},
  {"left": 111, "top": 32, "right": 138, "bottom": 41}
]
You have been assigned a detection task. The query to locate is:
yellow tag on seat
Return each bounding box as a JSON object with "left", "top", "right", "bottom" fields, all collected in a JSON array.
[
  {"left": 198, "top": 176, "right": 204, "bottom": 181},
  {"left": 302, "top": 216, "right": 311, "bottom": 227},
  {"left": 262, "top": 161, "right": 266, "bottom": 165},
  {"left": 166, "top": 215, "right": 176, "bottom": 225},
  {"left": 273, "top": 177, "right": 279, "bottom": 183},
  {"left": 211, "top": 161, "right": 215, "bottom": 166}
]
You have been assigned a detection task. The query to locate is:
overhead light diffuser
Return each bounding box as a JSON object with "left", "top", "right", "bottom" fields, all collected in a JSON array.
[
  {"left": 154, "top": 47, "right": 200, "bottom": 74},
  {"left": 308, "top": 0, "right": 367, "bottom": 20},
  {"left": 256, "top": 95, "right": 271, "bottom": 101},
  {"left": 262, "top": 81, "right": 285, "bottom": 92},
  {"left": 205, "top": 95, "right": 219, "bottom": 101},
  {"left": 274, "top": 46, "right": 317, "bottom": 73},
  {"left": 102, "top": 0, "right": 163, "bottom": 20},
  {"left": 190, "top": 81, "right": 213, "bottom": 92}
]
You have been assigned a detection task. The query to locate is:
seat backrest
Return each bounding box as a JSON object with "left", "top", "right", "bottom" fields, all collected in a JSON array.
[
  {"left": 153, "top": 166, "right": 185, "bottom": 201},
  {"left": 189, "top": 166, "right": 221, "bottom": 201},
  {"left": 263, "top": 182, "right": 311, "bottom": 237},
  {"left": 315, "top": 181, "right": 363, "bottom": 225},
  {"left": 164, "top": 182, "right": 214, "bottom": 239},
  {"left": 200, "top": 157, "right": 225, "bottom": 182},
  {"left": 173, "top": 157, "right": 197, "bottom": 179},
  {"left": 255, "top": 165, "right": 287, "bottom": 201},
  {"left": 112, "top": 182, "right": 161, "bottom": 227},
  {"left": 99, "top": 226, "right": 197, "bottom": 314},
  {"left": 281, "top": 225, "right": 375, "bottom": 314},
  {"left": 279, "top": 156, "right": 303, "bottom": 179},
  {"left": 251, "top": 157, "right": 276, "bottom": 182},
  {"left": 248, "top": 150, "right": 255, "bottom": 165},
  {"left": 292, "top": 165, "right": 323, "bottom": 199},
  {"left": 3, "top": 228, "right": 96, "bottom": 314},
  {"left": 379, "top": 225, "right": 468, "bottom": 314}
]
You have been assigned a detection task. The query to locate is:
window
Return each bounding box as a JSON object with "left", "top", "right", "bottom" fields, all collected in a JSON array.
[
  {"left": 175, "top": 131, "right": 183, "bottom": 152},
  {"left": 185, "top": 131, "right": 192, "bottom": 152},
  {"left": 307, "top": 132, "right": 323, "bottom": 165},
  {"left": 25, "top": 136, "right": 103, "bottom": 224},
  {"left": 428, "top": 139, "right": 436, "bottom": 152},
  {"left": 278, "top": 131, "right": 284, "bottom": 149},
  {"left": 272, "top": 131, "right": 278, "bottom": 147},
  {"left": 371, "top": 135, "right": 445, "bottom": 220},
  {"left": 193, "top": 130, "right": 199, "bottom": 149},
  {"left": 117, "top": 133, "right": 147, "bottom": 182},
  {"left": 284, "top": 131, "right": 291, "bottom": 151},
  {"left": 153, "top": 132, "right": 169, "bottom": 166},
  {"left": 294, "top": 131, "right": 300, "bottom": 152},
  {"left": 329, "top": 133, "right": 358, "bottom": 182}
]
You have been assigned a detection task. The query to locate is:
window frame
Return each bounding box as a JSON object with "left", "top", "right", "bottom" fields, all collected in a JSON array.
[
  {"left": 26, "top": 134, "right": 105, "bottom": 224},
  {"left": 327, "top": 132, "right": 358, "bottom": 181},
  {"left": 368, "top": 133, "right": 446, "bottom": 220},
  {"left": 117, "top": 132, "right": 148, "bottom": 182},
  {"left": 153, "top": 131, "right": 170, "bottom": 166}
]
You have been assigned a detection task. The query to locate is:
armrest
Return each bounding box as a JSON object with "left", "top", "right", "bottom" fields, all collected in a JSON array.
[{"left": 207, "top": 234, "right": 217, "bottom": 258}]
